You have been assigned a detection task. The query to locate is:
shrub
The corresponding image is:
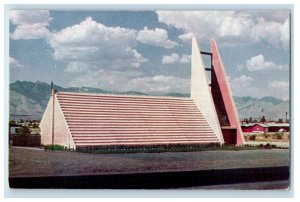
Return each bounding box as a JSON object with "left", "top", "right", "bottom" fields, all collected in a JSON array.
[
  {"left": 44, "top": 144, "right": 67, "bottom": 151},
  {"left": 17, "top": 126, "right": 31, "bottom": 136},
  {"left": 249, "top": 135, "right": 256, "bottom": 141},
  {"left": 274, "top": 133, "right": 283, "bottom": 140},
  {"left": 263, "top": 133, "right": 270, "bottom": 139},
  {"left": 264, "top": 143, "right": 271, "bottom": 149}
]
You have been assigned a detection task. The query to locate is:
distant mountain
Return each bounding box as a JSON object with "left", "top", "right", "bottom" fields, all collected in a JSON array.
[
  {"left": 233, "top": 96, "right": 289, "bottom": 121},
  {"left": 9, "top": 80, "right": 153, "bottom": 120},
  {"left": 9, "top": 80, "right": 289, "bottom": 121}
]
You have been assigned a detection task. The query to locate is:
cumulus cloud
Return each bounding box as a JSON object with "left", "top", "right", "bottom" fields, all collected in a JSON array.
[
  {"left": 246, "top": 54, "right": 276, "bottom": 71},
  {"left": 48, "top": 17, "right": 189, "bottom": 94},
  {"left": 48, "top": 17, "right": 148, "bottom": 71},
  {"left": 269, "top": 80, "right": 289, "bottom": 90},
  {"left": 268, "top": 80, "right": 289, "bottom": 100},
  {"left": 178, "top": 32, "right": 194, "bottom": 42},
  {"left": 179, "top": 54, "right": 191, "bottom": 64},
  {"left": 69, "top": 69, "right": 190, "bottom": 94},
  {"left": 162, "top": 53, "right": 191, "bottom": 64},
  {"left": 137, "top": 27, "right": 178, "bottom": 49},
  {"left": 162, "top": 53, "right": 180, "bottom": 64},
  {"left": 129, "top": 75, "right": 190, "bottom": 94},
  {"left": 156, "top": 11, "right": 289, "bottom": 48},
  {"left": 238, "top": 54, "right": 288, "bottom": 72},
  {"left": 9, "top": 56, "right": 23, "bottom": 68},
  {"left": 10, "top": 10, "right": 52, "bottom": 40},
  {"left": 230, "top": 75, "right": 253, "bottom": 88},
  {"left": 65, "top": 62, "right": 89, "bottom": 73}
]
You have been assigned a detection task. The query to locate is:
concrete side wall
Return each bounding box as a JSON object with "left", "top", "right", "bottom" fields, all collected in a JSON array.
[
  {"left": 40, "top": 93, "right": 75, "bottom": 149},
  {"left": 211, "top": 39, "right": 245, "bottom": 145},
  {"left": 40, "top": 95, "right": 53, "bottom": 146},
  {"left": 190, "top": 37, "right": 224, "bottom": 143},
  {"left": 53, "top": 96, "right": 75, "bottom": 149}
]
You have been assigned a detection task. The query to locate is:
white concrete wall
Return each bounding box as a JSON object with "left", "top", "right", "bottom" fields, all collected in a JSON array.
[
  {"left": 40, "top": 93, "right": 75, "bottom": 149},
  {"left": 190, "top": 37, "right": 224, "bottom": 143},
  {"left": 40, "top": 95, "right": 53, "bottom": 145},
  {"left": 52, "top": 96, "right": 75, "bottom": 149}
]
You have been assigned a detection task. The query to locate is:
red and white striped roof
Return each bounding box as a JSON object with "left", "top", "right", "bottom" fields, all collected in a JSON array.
[{"left": 57, "top": 92, "right": 220, "bottom": 146}]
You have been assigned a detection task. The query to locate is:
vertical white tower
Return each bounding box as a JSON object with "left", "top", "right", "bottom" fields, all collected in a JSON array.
[{"left": 190, "top": 37, "right": 224, "bottom": 143}]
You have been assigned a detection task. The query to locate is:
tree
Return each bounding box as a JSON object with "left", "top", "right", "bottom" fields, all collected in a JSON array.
[
  {"left": 260, "top": 115, "right": 266, "bottom": 123},
  {"left": 17, "top": 126, "right": 31, "bottom": 135},
  {"left": 277, "top": 118, "right": 283, "bottom": 123},
  {"left": 32, "top": 122, "right": 39, "bottom": 128},
  {"left": 9, "top": 120, "right": 16, "bottom": 125},
  {"left": 249, "top": 117, "right": 253, "bottom": 123}
]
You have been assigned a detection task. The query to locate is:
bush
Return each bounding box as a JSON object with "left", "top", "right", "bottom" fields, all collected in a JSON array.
[
  {"left": 264, "top": 143, "right": 271, "bottom": 149},
  {"left": 249, "top": 135, "right": 256, "bottom": 141},
  {"left": 44, "top": 144, "right": 67, "bottom": 151},
  {"left": 17, "top": 126, "right": 31, "bottom": 136},
  {"left": 263, "top": 133, "right": 270, "bottom": 139},
  {"left": 274, "top": 133, "right": 283, "bottom": 140}
]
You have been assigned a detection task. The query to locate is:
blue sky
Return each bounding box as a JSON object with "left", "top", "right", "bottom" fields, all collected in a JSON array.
[{"left": 9, "top": 10, "right": 290, "bottom": 99}]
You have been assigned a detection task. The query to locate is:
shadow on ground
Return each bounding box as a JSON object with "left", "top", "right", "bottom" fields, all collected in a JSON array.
[{"left": 9, "top": 166, "right": 289, "bottom": 189}]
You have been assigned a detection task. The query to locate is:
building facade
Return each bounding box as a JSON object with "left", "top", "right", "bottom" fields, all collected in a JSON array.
[{"left": 40, "top": 38, "right": 244, "bottom": 149}]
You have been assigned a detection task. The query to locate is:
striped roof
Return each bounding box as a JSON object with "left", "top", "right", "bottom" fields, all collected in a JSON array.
[{"left": 57, "top": 92, "right": 220, "bottom": 147}]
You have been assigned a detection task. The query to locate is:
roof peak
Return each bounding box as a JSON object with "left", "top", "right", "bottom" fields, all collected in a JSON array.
[{"left": 57, "top": 91, "right": 192, "bottom": 100}]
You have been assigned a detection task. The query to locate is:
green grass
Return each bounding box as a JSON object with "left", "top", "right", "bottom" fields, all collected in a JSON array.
[
  {"left": 44, "top": 144, "right": 68, "bottom": 151},
  {"left": 43, "top": 143, "right": 285, "bottom": 154},
  {"left": 75, "top": 143, "right": 279, "bottom": 154}
]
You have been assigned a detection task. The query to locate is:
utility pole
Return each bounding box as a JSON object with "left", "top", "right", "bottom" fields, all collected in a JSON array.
[{"left": 52, "top": 88, "right": 57, "bottom": 145}]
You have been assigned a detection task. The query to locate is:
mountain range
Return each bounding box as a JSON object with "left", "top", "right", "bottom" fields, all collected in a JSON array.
[{"left": 9, "top": 80, "right": 289, "bottom": 121}]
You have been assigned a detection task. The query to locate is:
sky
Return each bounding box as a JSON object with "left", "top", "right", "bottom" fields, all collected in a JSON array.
[{"left": 9, "top": 10, "right": 290, "bottom": 100}]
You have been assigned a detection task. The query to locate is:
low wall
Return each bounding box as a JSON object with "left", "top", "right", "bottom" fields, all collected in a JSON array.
[{"left": 12, "top": 135, "right": 41, "bottom": 147}]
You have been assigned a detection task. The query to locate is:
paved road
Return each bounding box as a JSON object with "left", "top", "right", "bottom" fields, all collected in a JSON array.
[
  {"left": 8, "top": 147, "right": 290, "bottom": 189},
  {"left": 9, "top": 147, "right": 290, "bottom": 177}
]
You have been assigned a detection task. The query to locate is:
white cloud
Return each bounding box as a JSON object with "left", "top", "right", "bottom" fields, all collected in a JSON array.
[
  {"left": 11, "top": 23, "right": 50, "bottom": 40},
  {"left": 129, "top": 75, "right": 190, "bottom": 94},
  {"left": 268, "top": 80, "right": 289, "bottom": 100},
  {"left": 69, "top": 69, "right": 190, "bottom": 94},
  {"left": 162, "top": 53, "right": 180, "bottom": 64},
  {"left": 137, "top": 27, "right": 178, "bottom": 49},
  {"left": 279, "top": 19, "right": 290, "bottom": 49},
  {"left": 178, "top": 32, "right": 194, "bottom": 42},
  {"left": 10, "top": 10, "right": 52, "bottom": 25},
  {"left": 48, "top": 17, "right": 148, "bottom": 71},
  {"left": 65, "top": 62, "right": 89, "bottom": 73},
  {"left": 180, "top": 54, "right": 191, "bottom": 64},
  {"left": 269, "top": 80, "right": 289, "bottom": 90},
  {"left": 156, "top": 11, "right": 289, "bottom": 48},
  {"left": 10, "top": 10, "right": 52, "bottom": 40},
  {"left": 246, "top": 54, "right": 276, "bottom": 71},
  {"left": 230, "top": 75, "right": 253, "bottom": 88},
  {"left": 162, "top": 53, "right": 191, "bottom": 64},
  {"left": 9, "top": 57, "right": 23, "bottom": 68},
  {"left": 278, "top": 64, "right": 289, "bottom": 71}
]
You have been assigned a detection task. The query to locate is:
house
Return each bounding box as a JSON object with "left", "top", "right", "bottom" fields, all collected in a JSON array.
[
  {"left": 267, "top": 123, "right": 290, "bottom": 132},
  {"left": 241, "top": 123, "right": 268, "bottom": 133},
  {"left": 40, "top": 38, "right": 244, "bottom": 149},
  {"left": 241, "top": 123, "right": 290, "bottom": 133}
]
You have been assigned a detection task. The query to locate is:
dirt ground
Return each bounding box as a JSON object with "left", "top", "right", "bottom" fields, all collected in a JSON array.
[
  {"left": 9, "top": 147, "right": 290, "bottom": 177},
  {"left": 243, "top": 132, "right": 290, "bottom": 142}
]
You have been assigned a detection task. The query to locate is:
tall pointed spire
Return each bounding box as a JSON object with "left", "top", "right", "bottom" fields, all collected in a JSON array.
[
  {"left": 211, "top": 39, "right": 245, "bottom": 145},
  {"left": 190, "top": 37, "right": 224, "bottom": 143}
]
